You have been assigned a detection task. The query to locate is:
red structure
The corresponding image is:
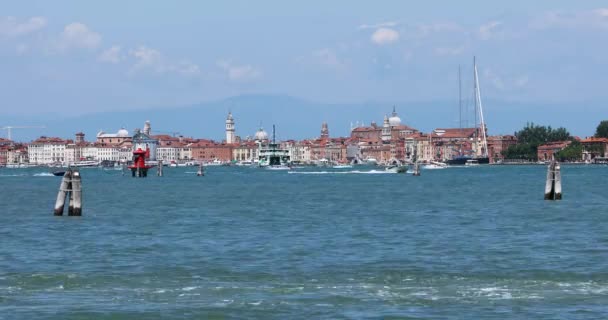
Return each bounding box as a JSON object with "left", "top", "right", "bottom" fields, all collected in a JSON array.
[{"left": 128, "top": 148, "right": 154, "bottom": 177}]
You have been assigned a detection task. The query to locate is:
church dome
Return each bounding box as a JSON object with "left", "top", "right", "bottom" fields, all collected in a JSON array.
[
  {"left": 388, "top": 107, "right": 401, "bottom": 126},
  {"left": 117, "top": 128, "right": 129, "bottom": 137},
  {"left": 254, "top": 128, "right": 268, "bottom": 140}
]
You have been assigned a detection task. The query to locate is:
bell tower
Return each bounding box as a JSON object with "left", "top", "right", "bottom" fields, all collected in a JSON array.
[{"left": 226, "top": 112, "right": 235, "bottom": 144}]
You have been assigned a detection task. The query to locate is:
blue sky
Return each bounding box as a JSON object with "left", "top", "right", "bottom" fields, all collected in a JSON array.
[{"left": 1, "top": 1, "right": 607, "bottom": 137}]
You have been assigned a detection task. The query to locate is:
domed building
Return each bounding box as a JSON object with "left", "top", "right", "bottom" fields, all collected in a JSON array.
[
  {"left": 96, "top": 128, "right": 131, "bottom": 144},
  {"left": 254, "top": 127, "right": 269, "bottom": 142},
  {"left": 388, "top": 106, "right": 402, "bottom": 127}
]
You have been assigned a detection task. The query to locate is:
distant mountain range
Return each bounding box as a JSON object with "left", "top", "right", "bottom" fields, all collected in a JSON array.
[{"left": 0, "top": 94, "right": 604, "bottom": 142}]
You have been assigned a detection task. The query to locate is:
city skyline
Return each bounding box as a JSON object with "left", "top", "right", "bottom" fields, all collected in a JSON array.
[{"left": 1, "top": 1, "right": 608, "bottom": 139}]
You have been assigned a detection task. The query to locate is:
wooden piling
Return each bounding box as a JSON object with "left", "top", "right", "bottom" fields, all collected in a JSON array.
[
  {"left": 412, "top": 162, "right": 421, "bottom": 176},
  {"left": 197, "top": 162, "right": 204, "bottom": 176},
  {"left": 544, "top": 160, "right": 562, "bottom": 200},
  {"left": 68, "top": 170, "right": 82, "bottom": 216},
  {"left": 158, "top": 160, "right": 163, "bottom": 177},
  {"left": 53, "top": 170, "right": 71, "bottom": 216},
  {"left": 53, "top": 168, "right": 83, "bottom": 216}
]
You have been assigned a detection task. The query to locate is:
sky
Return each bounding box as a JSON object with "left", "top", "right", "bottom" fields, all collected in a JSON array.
[{"left": 1, "top": 0, "right": 608, "bottom": 138}]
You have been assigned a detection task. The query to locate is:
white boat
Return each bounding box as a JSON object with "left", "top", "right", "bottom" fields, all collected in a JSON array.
[
  {"left": 332, "top": 164, "right": 353, "bottom": 169},
  {"left": 205, "top": 159, "right": 223, "bottom": 166},
  {"left": 422, "top": 162, "right": 447, "bottom": 170},
  {"left": 365, "top": 158, "right": 378, "bottom": 165},
  {"left": 69, "top": 160, "right": 100, "bottom": 167},
  {"left": 465, "top": 159, "right": 480, "bottom": 166},
  {"left": 266, "top": 165, "right": 291, "bottom": 170}
]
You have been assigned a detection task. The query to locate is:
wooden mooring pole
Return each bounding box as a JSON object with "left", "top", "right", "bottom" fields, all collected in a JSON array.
[
  {"left": 544, "top": 160, "right": 562, "bottom": 200},
  {"left": 412, "top": 161, "right": 421, "bottom": 176},
  {"left": 54, "top": 168, "right": 83, "bottom": 216},
  {"left": 197, "top": 162, "right": 204, "bottom": 176},
  {"left": 157, "top": 160, "right": 163, "bottom": 177}
]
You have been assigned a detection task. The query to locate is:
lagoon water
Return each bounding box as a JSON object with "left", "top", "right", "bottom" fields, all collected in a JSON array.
[{"left": 1, "top": 165, "right": 607, "bottom": 319}]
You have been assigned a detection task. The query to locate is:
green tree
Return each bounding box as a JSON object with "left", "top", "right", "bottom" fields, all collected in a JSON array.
[
  {"left": 555, "top": 140, "right": 582, "bottom": 162},
  {"left": 503, "top": 122, "right": 573, "bottom": 160},
  {"left": 595, "top": 120, "right": 608, "bottom": 138}
]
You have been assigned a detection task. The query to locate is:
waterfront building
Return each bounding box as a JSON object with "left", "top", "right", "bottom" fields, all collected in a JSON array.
[
  {"left": 0, "top": 138, "right": 12, "bottom": 146},
  {"left": 189, "top": 139, "right": 233, "bottom": 162},
  {"left": 581, "top": 137, "right": 608, "bottom": 162},
  {"left": 28, "top": 136, "right": 69, "bottom": 165},
  {"left": 350, "top": 107, "right": 419, "bottom": 164},
  {"left": 233, "top": 140, "right": 258, "bottom": 162},
  {"left": 6, "top": 145, "right": 28, "bottom": 166},
  {"left": 0, "top": 147, "right": 7, "bottom": 166},
  {"left": 537, "top": 141, "right": 572, "bottom": 161},
  {"left": 487, "top": 135, "right": 517, "bottom": 163}
]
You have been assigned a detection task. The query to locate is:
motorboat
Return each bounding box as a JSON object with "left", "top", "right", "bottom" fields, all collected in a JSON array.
[
  {"left": 332, "top": 164, "right": 353, "bottom": 169},
  {"left": 465, "top": 159, "right": 480, "bottom": 166}
]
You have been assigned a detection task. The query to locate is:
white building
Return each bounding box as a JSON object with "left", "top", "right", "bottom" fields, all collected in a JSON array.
[{"left": 28, "top": 137, "right": 68, "bottom": 165}]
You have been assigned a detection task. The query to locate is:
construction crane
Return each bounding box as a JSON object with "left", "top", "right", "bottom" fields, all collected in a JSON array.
[
  {"left": 1, "top": 126, "right": 46, "bottom": 141},
  {"left": 153, "top": 130, "right": 181, "bottom": 137}
]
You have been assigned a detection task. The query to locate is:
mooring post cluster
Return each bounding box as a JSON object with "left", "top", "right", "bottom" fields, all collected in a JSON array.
[
  {"left": 544, "top": 159, "right": 562, "bottom": 200},
  {"left": 54, "top": 168, "right": 82, "bottom": 216}
]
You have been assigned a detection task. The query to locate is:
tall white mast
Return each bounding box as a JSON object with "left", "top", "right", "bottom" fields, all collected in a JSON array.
[{"left": 473, "top": 57, "right": 488, "bottom": 157}]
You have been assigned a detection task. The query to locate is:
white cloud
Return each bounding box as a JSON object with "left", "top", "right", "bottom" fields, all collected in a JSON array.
[
  {"left": 217, "top": 60, "right": 261, "bottom": 81},
  {"left": 478, "top": 21, "right": 502, "bottom": 40},
  {"left": 173, "top": 61, "right": 201, "bottom": 76},
  {"left": 434, "top": 46, "right": 465, "bottom": 56},
  {"left": 416, "top": 22, "right": 464, "bottom": 38},
  {"left": 59, "top": 22, "right": 101, "bottom": 50},
  {"left": 129, "top": 45, "right": 201, "bottom": 76},
  {"left": 359, "top": 21, "right": 398, "bottom": 30},
  {"left": 371, "top": 27, "right": 399, "bottom": 45},
  {"left": 532, "top": 9, "right": 608, "bottom": 30},
  {"left": 311, "top": 48, "right": 346, "bottom": 69},
  {"left": 0, "top": 16, "right": 47, "bottom": 37},
  {"left": 130, "top": 46, "right": 163, "bottom": 70},
  {"left": 98, "top": 45, "right": 123, "bottom": 63}
]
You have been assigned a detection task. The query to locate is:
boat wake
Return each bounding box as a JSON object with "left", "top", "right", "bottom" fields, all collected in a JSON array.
[
  {"left": 33, "top": 172, "right": 55, "bottom": 177},
  {"left": 289, "top": 170, "right": 395, "bottom": 175}
]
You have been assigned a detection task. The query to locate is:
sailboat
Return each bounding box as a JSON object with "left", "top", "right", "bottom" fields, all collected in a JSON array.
[{"left": 446, "top": 57, "right": 490, "bottom": 165}]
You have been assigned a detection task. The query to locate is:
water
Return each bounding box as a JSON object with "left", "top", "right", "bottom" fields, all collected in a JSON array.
[{"left": 1, "top": 165, "right": 607, "bottom": 319}]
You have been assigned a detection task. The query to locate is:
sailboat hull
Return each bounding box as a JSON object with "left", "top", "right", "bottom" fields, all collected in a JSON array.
[{"left": 446, "top": 157, "right": 489, "bottom": 165}]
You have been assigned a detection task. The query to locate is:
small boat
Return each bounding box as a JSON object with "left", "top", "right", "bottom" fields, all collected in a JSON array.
[
  {"left": 332, "top": 164, "right": 353, "bottom": 169},
  {"left": 423, "top": 162, "right": 447, "bottom": 170},
  {"left": 52, "top": 171, "right": 66, "bottom": 176},
  {"left": 266, "top": 165, "right": 291, "bottom": 170},
  {"left": 365, "top": 158, "right": 378, "bottom": 165},
  {"left": 465, "top": 159, "right": 480, "bottom": 166}
]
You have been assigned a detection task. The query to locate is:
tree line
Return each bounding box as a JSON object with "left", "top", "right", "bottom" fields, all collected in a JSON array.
[{"left": 502, "top": 120, "right": 608, "bottom": 161}]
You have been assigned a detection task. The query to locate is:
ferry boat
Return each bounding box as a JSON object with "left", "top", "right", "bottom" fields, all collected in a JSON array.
[
  {"left": 259, "top": 125, "right": 291, "bottom": 169},
  {"left": 69, "top": 160, "right": 100, "bottom": 167}
]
